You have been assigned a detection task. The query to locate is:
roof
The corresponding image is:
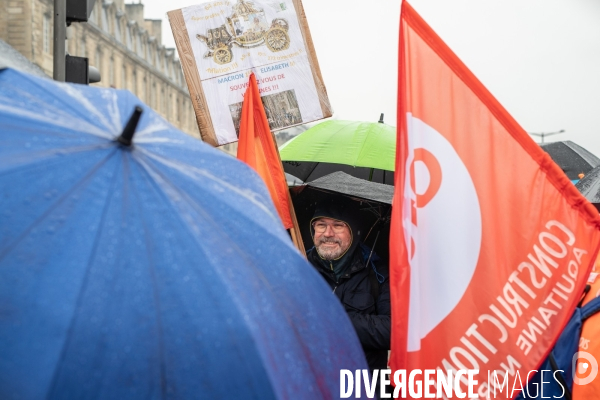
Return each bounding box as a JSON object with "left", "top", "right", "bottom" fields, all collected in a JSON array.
[{"left": 0, "top": 39, "right": 48, "bottom": 78}]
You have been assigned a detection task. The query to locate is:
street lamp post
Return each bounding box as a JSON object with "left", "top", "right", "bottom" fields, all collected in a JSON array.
[{"left": 529, "top": 129, "right": 565, "bottom": 144}]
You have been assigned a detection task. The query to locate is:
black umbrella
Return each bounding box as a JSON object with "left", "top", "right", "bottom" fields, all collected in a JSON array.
[
  {"left": 290, "top": 171, "right": 393, "bottom": 261},
  {"left": 540, "top": 141, "right": 600, "bottom": 180},
  {"left": 575, "top": 165, "right": 600, "bottom": 212},
  {"left": 283, "top": 161, "right": 395, "bottom": 185}
]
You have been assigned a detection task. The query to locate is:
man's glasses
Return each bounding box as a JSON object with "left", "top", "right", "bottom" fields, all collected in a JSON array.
[{"left": 313, "top": 221, "right": 348, "bottom": 233}]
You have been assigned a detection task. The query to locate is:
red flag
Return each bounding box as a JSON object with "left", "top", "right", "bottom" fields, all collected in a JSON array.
[
  {"left": 237, "top": 73, "right": 293, "bottom": 229},
  {"left": 390, "top": 2, "right": 600, "bottom": 397}
]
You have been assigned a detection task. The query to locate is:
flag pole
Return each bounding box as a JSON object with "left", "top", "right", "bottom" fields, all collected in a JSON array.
[
  {"left": 287, "top": 191, "right": 306, "bottom": 257},
  {"left": 271, "top": 132, "right": 306, "bottom": 258},
  {"left": 236, "top": 72, "right": 306, "bottom": 258}
]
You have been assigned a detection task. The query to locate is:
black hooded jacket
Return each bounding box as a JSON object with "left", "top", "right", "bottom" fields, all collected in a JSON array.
[{"left": 307, "top": 200, "right": 391, "bottom": 372}]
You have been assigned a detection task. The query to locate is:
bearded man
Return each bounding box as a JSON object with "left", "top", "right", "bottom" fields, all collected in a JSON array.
[{"left": 307, "top": 199, "right": 391, "bottom": 377}]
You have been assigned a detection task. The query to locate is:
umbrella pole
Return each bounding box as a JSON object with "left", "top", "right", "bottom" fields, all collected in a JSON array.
[{"left": 365, "top": 230, "right": 380, "bottom": 268}]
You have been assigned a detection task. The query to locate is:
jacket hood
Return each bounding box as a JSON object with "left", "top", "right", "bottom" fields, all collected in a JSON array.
[{"left": 309, "top": 197, "right": 364, "bottom": 280}]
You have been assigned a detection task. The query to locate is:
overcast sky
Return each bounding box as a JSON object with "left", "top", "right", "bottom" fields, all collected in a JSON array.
[{"left": 142, "top": 0, "right": 600, "bottom": 155}]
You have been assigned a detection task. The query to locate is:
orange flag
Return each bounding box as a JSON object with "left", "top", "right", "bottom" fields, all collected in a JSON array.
[
  {"left": 237, "top": 73, "right": 293, "bottom": 229},
  {"left": 390, "top": 2, "right": 600, "bottom": 398}
]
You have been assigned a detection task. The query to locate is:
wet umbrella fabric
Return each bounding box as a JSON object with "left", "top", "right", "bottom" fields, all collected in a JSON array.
[
  {"left": 0, "top": 69, "right": 368, "bottom": 399},
  {"left": 280, "top": 119, "right": 396, "bottom": 185},
  {"left": 303, "top": 171, "right": 394, "bottom": 205},
  {"left": 540, "top": 140, "right": 600, "bottom": 181}
]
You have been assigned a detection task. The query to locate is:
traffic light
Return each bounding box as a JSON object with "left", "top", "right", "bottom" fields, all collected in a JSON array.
[
  {"left": 66, "top": 0, "right": 96, "bottom": 25},
  {"left": 65, "top": 55, "right": 88, "bottom": 84},
  {"left": 65, "top": 55, "right": 100, "bottom": 85},
  {"left": 54, "top": 0, "right": 100, "bottom": 84}
]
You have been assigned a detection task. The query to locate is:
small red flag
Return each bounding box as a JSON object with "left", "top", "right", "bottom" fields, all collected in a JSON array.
[
  {"left": 390, "top": 2, "right": 600, "bottom": 397},
  {"left": 237, "top": 73, "right": 293, "bottom": 229}
]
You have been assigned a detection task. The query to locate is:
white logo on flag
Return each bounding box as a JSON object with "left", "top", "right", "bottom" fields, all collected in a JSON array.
[{"left": 403, "top": 114, "right": 482, "bottom": 351}]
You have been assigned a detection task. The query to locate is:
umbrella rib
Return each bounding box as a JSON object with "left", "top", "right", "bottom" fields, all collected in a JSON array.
[
  {"left": 131, "top": 153, "right": 287, "bottom": 394},
  {"left": 132, "top": 151, "right": 275, "bottom": 265},
  {"left": 4, "top": 74, "right": 117, "bottom": 134},
  {"left": 304, "top": 161, "right": 322, "bottom": 182},
  {"left": 131, "top": 154, "right": 323, "bottom": 398},
  {"left": 353, "top": 123, "right": 375, "bottom": 167},
  {"left": 322, "top": 122, "right": 359, "bottom": 165},
  {"left": 355, "top": 125, "right": 394, "bottom": 170},
  {"left": 0, "top": 148, "right": 119, "bottom": 262},
  {"left": 129, "top": 162, "right": 169, "bottom": 400},
  {"left": 132, "top": 155, "right": 285, "bottom": 397},
  {"left": 282, "top": 121, "right": 350, "bottom": 163},
  {"left": 0, "top": 142, "right": 114, "bottom": 176},
  {"left": 135, "top": 147, "right": 277, "bottom": 219},
  {"left": 0, "top": 98, "right": 113, "bottom": 139},
  {"left": 45, "top": 150, "right": 122, "bottom": 398}
]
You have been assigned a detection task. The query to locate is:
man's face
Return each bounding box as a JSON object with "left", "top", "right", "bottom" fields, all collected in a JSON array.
[{"left": 313, "top": 217, "right": 352, "bottom": 260}]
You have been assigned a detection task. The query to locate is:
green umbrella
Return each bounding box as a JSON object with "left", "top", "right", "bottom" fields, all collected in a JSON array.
[{"left": 280, "top": 119, "right": 396, "bottom": 184}]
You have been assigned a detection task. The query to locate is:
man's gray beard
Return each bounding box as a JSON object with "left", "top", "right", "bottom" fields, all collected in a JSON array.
[{"left": 316, "top": 239, "right": 344, "bottom": 260}]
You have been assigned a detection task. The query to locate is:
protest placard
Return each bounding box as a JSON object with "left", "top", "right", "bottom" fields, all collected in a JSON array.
[{"left": 168, "top": 0, "right": 331, "bottom": 146}]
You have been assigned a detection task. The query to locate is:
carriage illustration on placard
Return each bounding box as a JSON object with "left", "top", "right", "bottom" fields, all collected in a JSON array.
[{"left": 196, "top": 0, "right": 290, "bottom": 65}]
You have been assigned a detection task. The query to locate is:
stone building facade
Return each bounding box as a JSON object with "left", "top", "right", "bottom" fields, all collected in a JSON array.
[{"left": 0, "top": 0, "right": 200, "bottom": 139}]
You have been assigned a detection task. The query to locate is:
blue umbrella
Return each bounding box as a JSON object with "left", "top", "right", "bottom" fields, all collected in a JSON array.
[{"left": 0, "top": 69, "right": 368, "bottom": 399}]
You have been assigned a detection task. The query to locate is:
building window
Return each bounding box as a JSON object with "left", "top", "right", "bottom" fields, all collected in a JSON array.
[
  {"left": 132, "top": 70, "right": 137, "bottom": 95},
  {"left": 79, "top": 37, "right": 86, "bottom": 57},
  {"left": 151, "top": 82, "right": 156, "bottom": 109},
  {"left": 126, "top": 27, "right": 132, "bottom": 50},
  {"left": 142, "top": 77, "right": 147, "bottom": 103},
  {"left": 136, "top": 34, "right": 143, "bottom": 56},
  {"left": 101, "top": 7, "right": 109, "bottom": 32},
  {"left": 121, "top": 64, "right": 126, "bottom": 89},
  {"left": 109, "top": 57, "right": 115, "bottom": 87},
  {"left": 89, "top": 3, "right": 98, "bottom": 25},
  {"left": 168, "top": 93, "right": 172, "bottom": 119},
  {"left": 43, "top": 14, "right": 51, "bottom": 54},
  {"left": 95, "top": 48, "right": 102, "bottom": 76},
  {"left": 115, "top": 18, "right": 122, "bottom": 43}
]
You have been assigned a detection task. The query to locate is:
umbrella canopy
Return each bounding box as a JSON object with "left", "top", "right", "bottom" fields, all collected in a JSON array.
[
  {"left": 291, "top": 171, "right": 392, "bottom": 260},
  {"left": 304, "top": 171, "right": 394, "bottom": 205},
  {"left": 280, "top": 119, "right": 396, "bottom": 185},
  {"left": 540, "top": 140, "right": 600, "bottom": 181},
  {"left": 0, "top": 69, "right": 368, "bottom": 399},
  {"left": 575, "top": 165, "right": 600, "bottom": 212}
]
